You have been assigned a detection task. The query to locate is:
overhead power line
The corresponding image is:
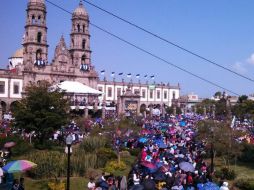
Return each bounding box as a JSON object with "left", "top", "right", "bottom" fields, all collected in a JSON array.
[
  {"left": 45, "top": 0, "right": 240, "bottom": 96},
  {"left": 83, "top": 0, "right": 254, "bottom": 83}
]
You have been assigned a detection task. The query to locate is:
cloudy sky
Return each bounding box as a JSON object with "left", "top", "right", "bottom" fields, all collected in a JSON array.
[{"left": 1, "top": 0, "right": 254, "bottom": 97}]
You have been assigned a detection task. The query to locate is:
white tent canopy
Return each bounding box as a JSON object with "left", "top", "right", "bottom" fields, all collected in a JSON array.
[{"left": 54, "top": 81, "right": 103, "bottom": 95}]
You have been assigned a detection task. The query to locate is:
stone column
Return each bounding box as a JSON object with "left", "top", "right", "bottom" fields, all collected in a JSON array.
[
  {"left": 194, "top": 106, "right": 197, "bottom": 114},
  {"left": 162, "top": 104, "right": 165, "bottom": 118},
  {"left": 94, "top": 98, "right": 98, "bottom": 111},
  {"left": 149, "top": 106, "right": 153, "bottom": 117},
  {"left": 84, "top": 106, "right": 89, "bottom": 118}
]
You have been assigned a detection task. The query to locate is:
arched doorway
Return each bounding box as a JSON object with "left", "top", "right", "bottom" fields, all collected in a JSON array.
[
  {"left": 1, "top": 101, "right": 7, "bottom": 113},
  {"left": 140, "top": 104, "right": 147, "bottom": 114},
  {"left": 10, "top": 101, "right": 20, "bottom": 113}
]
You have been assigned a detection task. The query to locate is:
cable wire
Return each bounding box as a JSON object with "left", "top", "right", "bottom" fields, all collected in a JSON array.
[
  {"left": 45, "top": 0, "right": 241, "bottom": 96},
  {"left": 83, "top": 0, "right": 254, "bottom": 83}
]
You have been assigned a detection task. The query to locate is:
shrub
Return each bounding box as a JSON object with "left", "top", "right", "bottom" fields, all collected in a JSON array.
[
  {"left": 104, "top": 160, "right": 127, "bottom": 174},
  {"left": 235, "top": 178, "right": 254, "bottom": 190},
  {"left": 120, "top": 150, "right": 130, "bottom": 158},
  {"left": 239, "top": 143, "right": 254, "bottom": 162},
  {"left": 85, "top": 168, "right": 101, "bottom": 179},
  {"left": 220, "top": 167, "right": 237, "bottom": 180},
  {"left": 79, "top": 137, "right": 107, "bottom": 152},
  {"left": 25, "top": 150, "right": 100, "bottom": 179},
  {"left": 96, "top": 148, "right": 117, "bottom": 168},
  {"left": 48, "top": 181, "right": 65, "bottom": 190}
]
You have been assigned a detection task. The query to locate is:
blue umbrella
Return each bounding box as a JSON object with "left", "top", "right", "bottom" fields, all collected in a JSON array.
[
  {"left": 203, "top": 182, "right": 219, "bottom": 190},
  {"left": 139, "top": 137, "right": 148, "bottom": 143},
  {"left": 180, "top": 121, "right": 186, "bottom": 127},
  {"left": 158, "top": 142, "right": 167, "bottom": 149},
  {"left": 179, "top": 162, "right": 194, "bottom": 172}
]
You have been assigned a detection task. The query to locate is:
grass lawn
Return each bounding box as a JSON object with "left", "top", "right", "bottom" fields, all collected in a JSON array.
[{"left": 210, "top": 157, "right": 254, "bottom": 180}]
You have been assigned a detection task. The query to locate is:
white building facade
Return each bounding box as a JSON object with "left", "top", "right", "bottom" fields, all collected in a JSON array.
[{"left": 97, "top": 80, "right": 180, "bottom": 108}]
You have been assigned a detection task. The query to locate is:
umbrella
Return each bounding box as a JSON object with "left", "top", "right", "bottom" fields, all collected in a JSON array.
[
  {"left": 153, "top": 171, "right": 166, "bottom": 181},
  {"left": 159, "top": 165, "right": 170, "bottom": 173},
  {"left": 158, "top": 143, "right": 167, "bottom": 149},
  {"left": 179, "top": 162, "right": 194, "bottom": 172},
  {"left": 140, "top": 161, "right": 157, "bottom": 169},
  {"left": 203, "top": 182, "right": 219, "bottom": 190},
  {"left": 139, "top": 137, "right": 148, "bottom": 143},
  {"left": 3, "top": 160, "right": 37, "bottom": 173},
  {"left": 4, "top": 142, "right": 16, "bottom": 148},
  {"left": 180, "top": 121, "right": 186, "bottom": 127}
]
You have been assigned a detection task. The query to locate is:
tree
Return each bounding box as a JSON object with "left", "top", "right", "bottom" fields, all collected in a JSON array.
[
  {"left": 13, "top": 81, "right": 70, "bottom": 145},
  {"left": 214, "top": 91, "right": 222, "bottom": 98},
  {"left": 237, "top": 95, "right": 248, "bottom": 103},
  {"left": 197, "top": 120, "right": 244, "bottom": 169},
  {"left": 195, "top": 99, "right": 216, "bottom": 115},
  {"left": 232, "top": 99, "right": 254, "bottom": 121}
]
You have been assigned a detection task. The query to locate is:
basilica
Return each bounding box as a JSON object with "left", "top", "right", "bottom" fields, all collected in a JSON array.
[{"left": 2, "top": 0, "right": 180, "bottom": 114}]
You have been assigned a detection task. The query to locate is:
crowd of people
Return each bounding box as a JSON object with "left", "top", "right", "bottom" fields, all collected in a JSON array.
[{"left": 86, "top": 113, "right": 242, "bottom": 190}]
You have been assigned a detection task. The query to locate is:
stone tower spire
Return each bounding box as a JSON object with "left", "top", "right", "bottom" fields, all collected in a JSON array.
[
  {"left": 22, "top": 0, "right": 48, "bottom": 69},
  {"left": 69, "top": 1, "right": 91, "bottom": 70}
]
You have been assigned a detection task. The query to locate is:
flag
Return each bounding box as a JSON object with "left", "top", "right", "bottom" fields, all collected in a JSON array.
[
  {"left": 100, "top": 70, "right": 105, "bottom": 75},
  {"left": 111, "top": 72, "right": 115, "bottom": 77},
  {"left": 150, "top": 75, "right": 155, "bottom": 80},
  {"left": 118, "top": 72, "right": 123, "bottom": 75},
  {"left": 144, "top": 75, "right": 148, "bottom": 79},
  {"left": 136, "top": 74, "right": 140, "bottom": 78},
  {"left": 127, "top": 73, "right": 132, "bottom": 78}
]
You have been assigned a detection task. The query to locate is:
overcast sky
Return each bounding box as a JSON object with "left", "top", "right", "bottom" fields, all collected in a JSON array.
[{"left": 1, "top": 0, "right": 254, "bottom": 97}]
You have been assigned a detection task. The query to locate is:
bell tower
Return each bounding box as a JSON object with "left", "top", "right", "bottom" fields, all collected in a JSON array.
[
  {"left": 70, "top": 1, "right": 91, "bottom": 71},
  {"left": 23, "top": 0, "right": 48, "bottom": 68}
]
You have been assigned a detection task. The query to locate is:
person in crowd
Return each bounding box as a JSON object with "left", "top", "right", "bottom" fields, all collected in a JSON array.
[
  {"left": 11, "top": 179, "right": 19, "bottom": 190},
  {"left": 219, "top": 181, "right": 229, "bottom": 190},
  {"left": 18, "top": 177, "right": 25, "bottom": 190},
  {"left": 87, "top": 177, "right": 95, "bottom": 190}
]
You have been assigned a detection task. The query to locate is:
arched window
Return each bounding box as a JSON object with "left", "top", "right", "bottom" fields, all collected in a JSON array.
[
  {"left": 37, "top": 32, "right": 42, "bottom": 43},
  {"left": 77, "top": 24, "right": 80, "bottom": 32},
  {"left": 71, "top": 54, "right": 74, "bottom": 65},
  {"left": 83, "top": 25, "right": 85, "bottom": 32},
  {"left": 172, "top": 91, "right": 176, "bottom": 99},
  {"left": 38, "top": 15, "right": 41, "bottom": 24},
  {"left": 32, "top": 15, "right": 35, "bottom": 24},
  {"left": 82, "top": 39, "right": 85, "bottom": 50},
  {"left": 72, "top": 39, "right": 74, "bottom": 48},
  {"left": 81, "top": 55, "right": 85, "bottom": 64},
  {"left": 36, "top": 49, "right": 42, "bottom": 61}
]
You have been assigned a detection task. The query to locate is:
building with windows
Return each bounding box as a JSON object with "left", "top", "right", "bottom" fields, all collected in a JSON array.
[{"left": 0, "top": 0, "right": 180, "bottom": 113}]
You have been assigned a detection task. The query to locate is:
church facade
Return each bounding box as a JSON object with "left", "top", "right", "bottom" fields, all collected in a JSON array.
[{"left": 1, "top": 0, "right": 180, "bottom": 112}]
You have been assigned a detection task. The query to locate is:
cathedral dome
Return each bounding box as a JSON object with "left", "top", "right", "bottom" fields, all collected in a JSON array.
[
  {"left": 73, "top": 1, "right": 88, "bottom": 17},
  {"left": 11, "top": 48, "right": 23, "bottom": 58}
]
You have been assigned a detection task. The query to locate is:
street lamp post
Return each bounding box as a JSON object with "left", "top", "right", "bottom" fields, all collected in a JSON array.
[{"left": 66, "top": 134, "right": 73, "bottom": 190}]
